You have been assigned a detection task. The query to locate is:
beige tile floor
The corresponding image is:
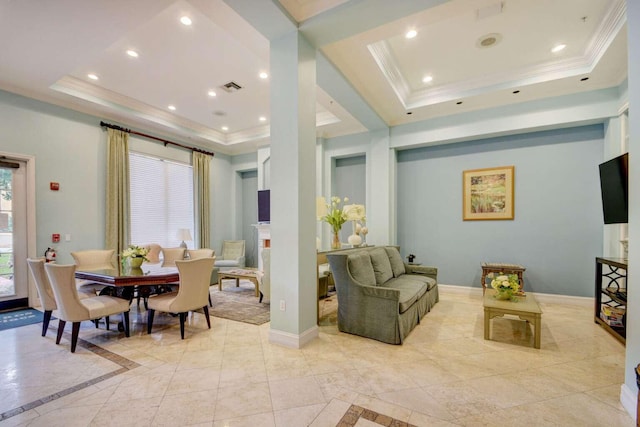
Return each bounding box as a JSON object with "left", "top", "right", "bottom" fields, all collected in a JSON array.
[{"left": 0, "top": 287, "right": 634, "bottom": 426}]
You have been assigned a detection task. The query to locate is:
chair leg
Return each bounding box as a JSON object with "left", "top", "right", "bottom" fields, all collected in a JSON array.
[
  {"left": 259, "top": 291, "right": 264, "bottom": 303},
  {"left": 179, "top": 312, "right": 186, "bottom": 339},
  {"left": 147, "top": 309, "right": 155, "bottom": 334},
  {"left": 105, "top": 316, "right": 110, "bottom": 331},
  {"left": 209, "top": 294, "right": 212, "bottom": 307},
  {"left": 42, "top": 310, "right": 53, "bottom": 337},
  {"left": 94, "top": 319, "right": 99, "bottom": 328},
  {"left": 56, "top": 320, "right": 66, "bottom": 344},
  {"left": 70, "top": 322, "right": 81, "bottom": 353},
  {"left": 203, "top": 305, "right": 211, "bottom": 329},
  {"left": 122, "top": 311, "right": 130, "bottom": 337}
]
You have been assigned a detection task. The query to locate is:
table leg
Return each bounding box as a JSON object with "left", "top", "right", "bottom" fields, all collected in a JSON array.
[
  {"left": 484, "top": 307, "right": 490, "bottom": 340},
  {"left": 481, "top": 269, "right": 488, "bottom": 294},
  {"left": 218, "top": 277, "right": 223, "bottom": 291},
  {"left": 534, "top": 314, "right": 541, "bottom": 349},
  {"left": 253, "top": 278, "right": 260, "bottom": 297},
  {"left": 235, "top": 278, "right": 239, "bottom": 287}
]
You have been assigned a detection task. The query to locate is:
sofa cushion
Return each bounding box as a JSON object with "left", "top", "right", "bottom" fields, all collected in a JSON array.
[
  {"left": 370, "top": 248, "right": 394, "bottom": 285},
  {"left": 404, "top": 274, "right": 437, "bottom": 291},
  {"left": 347, "top": 252, "right": 376, "bottom": 286},
  {"left": 385, "top": 278, "right": 428, "bottom": 313},
  {"left": 385, "top": 247, "right": 406, "bottom": 277}
]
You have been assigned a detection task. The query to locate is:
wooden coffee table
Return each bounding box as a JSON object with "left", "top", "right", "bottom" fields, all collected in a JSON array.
[
  {"left": 218, "top": 268, "right": 260, "bottom": 298},
  {"left": 483, "top": 289, "right": 542, "bottom": 349}
]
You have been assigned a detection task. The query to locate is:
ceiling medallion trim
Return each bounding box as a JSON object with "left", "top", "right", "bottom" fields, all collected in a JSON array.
[{"left": 369, "top": 0, "right": 626, "bottom": 111}]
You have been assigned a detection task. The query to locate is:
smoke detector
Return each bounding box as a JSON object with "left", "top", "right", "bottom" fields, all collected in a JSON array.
[
  {"left": 221, "top": 81, "right": 242, "bottom": 92},
  {"left": 476, "top": 33, "right": 502, "bottom": 49}
]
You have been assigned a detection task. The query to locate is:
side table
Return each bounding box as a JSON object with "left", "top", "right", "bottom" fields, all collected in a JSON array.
[{"left": 481, "top": 262, "right": 526, "bottom": 294}]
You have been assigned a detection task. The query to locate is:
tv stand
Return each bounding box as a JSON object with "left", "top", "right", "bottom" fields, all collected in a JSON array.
[{"left": 594, "top": 257, "right": 627, "bottom": 344}]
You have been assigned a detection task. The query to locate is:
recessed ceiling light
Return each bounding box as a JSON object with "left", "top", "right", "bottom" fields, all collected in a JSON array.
[
  {"left": 168, "top": 105, "right": 176, "bottom": 111},
  {"left": 551, "top": 44, "right": 566, "bottom": 53},
  {"left": 180, "top": 16, "right": 192, "bottom": 26},
  {"left": 259, "top": 116, "right": 266, "bottom": 122},
  {"left": 221, "top": 126, "right": 229, "bottom": 131},
  {"left": 476, "top": 33, "right": 502, "bottom": 49},
  {"left": 405, "top": 30, "right": 417, "bottom": 39},
  {"left": 87, "top": 73, "right": 99, "bottom": 80},
  {"left": 126, "top": 50, "right": 139, "bottom": 58},
  {"left": 208, "top": 90, "right": 217, "bottom": 97},
  {"left": 259, "top": 72, "right": 268, "bottom": 79},
  {"left": 422, "top": 75, "right": 433, "bottom": 83}
]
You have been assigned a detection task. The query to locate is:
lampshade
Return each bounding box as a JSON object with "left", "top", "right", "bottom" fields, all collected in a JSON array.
[
  {"left": 176, "top": 228, "right": 192, "bottom": 241},
  {"left": 343, "top": 204, "right": 365, "bottom": 221},
  {"left": 316, "top": 196, "right": 327, "bottom": 220}
]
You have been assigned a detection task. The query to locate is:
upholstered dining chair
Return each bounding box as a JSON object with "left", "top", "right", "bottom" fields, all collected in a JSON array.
[
  {"left": 44, "top": 263, "right": 130, "bottom": 353},
  {"left": 161, "top": 247, "right": 186, "bottom": 266},
  {"left": 147, "top": 257, "right": 215, "bottom": 339},
  {"left": 213, "top": 240, "right": 245, "bottom": 270},
  {"left": 186, "top": 248, "right": 217, "bottom": 307},
  {"left": 26, "top": 258, "right": 58, "bottom": 337},
  {"left": 71, "top": 249, "right": 115, "bottom": 297},
  {"left": 143, "top": 243, "right": 162, "bottom": 263},
  {"left": 259, "top": 248, "right": 270, "bottom": 303}
]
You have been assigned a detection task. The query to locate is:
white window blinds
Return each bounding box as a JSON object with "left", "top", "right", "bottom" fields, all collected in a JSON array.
[{"left": 129, "top": 152, "right": 194, "bottom": 248}]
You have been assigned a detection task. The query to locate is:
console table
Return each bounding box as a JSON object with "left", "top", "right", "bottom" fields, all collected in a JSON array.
[{"left": 594, "top": 257, "right": 627, "bottom": 344}]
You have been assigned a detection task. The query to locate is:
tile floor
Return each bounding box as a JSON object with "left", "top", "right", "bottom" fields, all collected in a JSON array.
[{"left": 0, "top": 287, "right": 634, "bottom": 426}]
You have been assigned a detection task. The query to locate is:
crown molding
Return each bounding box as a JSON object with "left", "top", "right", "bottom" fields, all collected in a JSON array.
[{"left": 369, "top": 0, "right": 627, "bottom": 110}]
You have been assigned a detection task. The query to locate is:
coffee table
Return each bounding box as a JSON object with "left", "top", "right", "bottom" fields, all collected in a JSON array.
[
  {"left": 483, "top": 289, "right": 542, "bottom": 349},
  {"left": 218, "top": 268, "right": 261, "bottom": 299}
]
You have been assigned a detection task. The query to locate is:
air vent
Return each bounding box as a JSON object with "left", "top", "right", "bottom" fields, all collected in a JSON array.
[{"left": 221, "top": 81, "right": 242, "bottom": 92}]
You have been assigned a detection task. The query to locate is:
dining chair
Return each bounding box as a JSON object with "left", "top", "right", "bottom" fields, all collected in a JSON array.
[
  {"left": 161, "top": 247, "right": 186, "bottom": 266},
  {"left": 186, "top": 248, "right": 217, "bottom": 307},
  {"left": 71, "top": 249, "right": 116, "bottom": 297},
  {"left": 143, "top": 243, "right": 162, "bottom": 263},
  {"left": 44, "top": 263, "right": 130, "bottom": 353},
  {"left": 26, "top": 258, "right": 58, "bottom": 337},
  {"left": 147, "top": 257, "right": 215, "bottom": 339}
]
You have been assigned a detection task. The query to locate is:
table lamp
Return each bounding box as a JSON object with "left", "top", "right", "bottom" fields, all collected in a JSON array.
[{"left": 176, "top": 228, "right": 192, "bottom": 249}]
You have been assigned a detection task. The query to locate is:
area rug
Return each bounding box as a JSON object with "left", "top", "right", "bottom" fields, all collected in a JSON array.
[
  {"left": 209, "top": 281, "right": 270, "bottom": 325},
  {"left": 0, "top": 308, "right": 46, "bottom": 331}
]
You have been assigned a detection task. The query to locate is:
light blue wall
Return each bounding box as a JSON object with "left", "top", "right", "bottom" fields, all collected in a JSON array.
[
  {"left": 396, "top": 125, "right": 604, "bottom": 297},
  {"left": 241, "top": 170, "right": 258, "bottom": 267},
  {"left": 334, "top": 155, "right": 366, "bottom": 242}
]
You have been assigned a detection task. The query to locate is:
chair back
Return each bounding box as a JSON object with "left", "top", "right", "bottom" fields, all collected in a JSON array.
[
  {"left": 260, "top": 248, "right": 270, "bottom": 300},
  {"left": 71, "top": 249, "right": 115, "bottom": 270},
  {"left": 168, "top": 258, "right": 216, "bottom": 312},
  {"left": 143, "top": 243, "right": 162, "bottom": 263},
  {"left": 27, "top": 258, "right": 57, "bottom": 311},
  {"left": 45, "top": 263, "right": 90, "bottom": 322},
  {"left": 221, "top": 240, "right": 245, "bottom": 260},
  {"left": 187, "top": 248, "right": 215, "bottom": 259},
  {"left": 161, "top": 247, "right": 186, "bottom": 266}
]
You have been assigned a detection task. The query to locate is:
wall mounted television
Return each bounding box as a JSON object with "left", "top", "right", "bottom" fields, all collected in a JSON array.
[
  {"left": 258, "top": 189, "right": 270, "bottom": 223},
  {"left": 598, "top": 152, "right": 628, "bottom": 224}
]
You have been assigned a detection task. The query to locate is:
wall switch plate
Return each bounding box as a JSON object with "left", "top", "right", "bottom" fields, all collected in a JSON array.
[
  {"left": 65, "top": 234, "right": 71, "bottom": 242},
  {"left": 279, "top": 300, "right": 286, "bottom": 311}
]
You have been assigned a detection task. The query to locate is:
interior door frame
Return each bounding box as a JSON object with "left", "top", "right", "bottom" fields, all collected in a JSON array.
[{"left": 0, "top": 151, "right": 36, "bottom": 308}]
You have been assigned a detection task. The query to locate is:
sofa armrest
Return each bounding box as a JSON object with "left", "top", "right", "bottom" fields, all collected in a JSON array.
[{"left": 405, "top": 264, "right": 437, "bottom": 281}]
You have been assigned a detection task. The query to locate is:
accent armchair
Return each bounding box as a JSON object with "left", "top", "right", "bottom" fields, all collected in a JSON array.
[{"left": 214, "top": 240, "right": 245, "bottom": 270}]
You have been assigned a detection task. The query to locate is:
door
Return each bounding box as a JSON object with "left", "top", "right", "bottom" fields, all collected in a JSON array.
[{"left": 0, "top": 160, "right": 28, "bottom": 310}]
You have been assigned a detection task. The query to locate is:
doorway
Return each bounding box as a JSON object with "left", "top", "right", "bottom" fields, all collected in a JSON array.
[{"left": 0, "top": 158, "right": 29, "bottom": 310}]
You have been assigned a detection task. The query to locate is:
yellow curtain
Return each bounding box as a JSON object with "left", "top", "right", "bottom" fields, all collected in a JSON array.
[
  {"left": 193, "top": 151, "right": 212, "bottom": 249},
  {"left": 105, "top": 128, "right": 130, "bottom": 255}
]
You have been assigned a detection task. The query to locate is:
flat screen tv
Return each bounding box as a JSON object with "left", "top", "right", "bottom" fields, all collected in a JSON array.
[
  {"left": 258, "top": 190, "right": 270, "bottom": 223},
  {"left": 599, "top": 153, "right": 628, "bottom": 224}
]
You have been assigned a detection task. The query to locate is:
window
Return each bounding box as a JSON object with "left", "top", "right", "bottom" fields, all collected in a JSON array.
[{"left": 129, "top": 152, "right": 194, "bottom": 248}]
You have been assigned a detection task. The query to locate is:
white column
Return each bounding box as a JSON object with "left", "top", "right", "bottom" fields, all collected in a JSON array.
[
  {"left": 367, "top": 129, "right": 393, "bottom": 245},
  {"left": 268, "top": 31, "right": 318, "bottom": 347}
]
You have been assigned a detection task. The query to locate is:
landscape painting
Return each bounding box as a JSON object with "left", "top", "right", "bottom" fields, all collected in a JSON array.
[{"left": 463, "top": 166, "right": 514, "bottom": 220}]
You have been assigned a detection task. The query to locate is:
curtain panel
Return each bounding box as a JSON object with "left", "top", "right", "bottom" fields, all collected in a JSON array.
[
  {"left": 193, "top": 151, "right": 212, "bottom": 249},
  {"left": 105, "top": 128, "right": 130, "bottom": 255}
]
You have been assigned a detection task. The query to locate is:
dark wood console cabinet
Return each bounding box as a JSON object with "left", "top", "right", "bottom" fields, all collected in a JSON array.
[{"left": 595, "top": 257, "right": 627, "bottom": 344}]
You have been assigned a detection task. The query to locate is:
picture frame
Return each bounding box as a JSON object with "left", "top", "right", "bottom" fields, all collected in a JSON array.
[{"left": 463, "top": 166, "right": 514, "bottom": 220}]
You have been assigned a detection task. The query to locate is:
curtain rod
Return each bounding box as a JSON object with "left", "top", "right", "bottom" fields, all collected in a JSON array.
[{"left": 100, "top": 121, "right": 215, "bottom": 157}]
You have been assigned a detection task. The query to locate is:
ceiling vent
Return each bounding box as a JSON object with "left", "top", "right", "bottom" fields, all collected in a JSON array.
[{"left": 221, "top": 81, "right": 242, "bottom": 92}]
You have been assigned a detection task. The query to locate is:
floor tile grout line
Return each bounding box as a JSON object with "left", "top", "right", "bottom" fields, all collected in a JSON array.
[{"left": 0, "top": 327, "right": 140, "bottom": 421}]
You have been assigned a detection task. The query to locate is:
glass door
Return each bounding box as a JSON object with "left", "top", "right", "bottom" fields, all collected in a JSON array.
[{"left": 0, "top": 160, "right": 28, "bottom": 310}]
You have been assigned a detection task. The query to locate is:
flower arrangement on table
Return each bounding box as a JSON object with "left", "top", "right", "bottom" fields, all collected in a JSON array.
[
  {"left": 121, "top": 244, "right": 149, "bottom": 268},
  {"left": 490, "top": 273, "right": 520, "bottom": 300},
  {"left": 317, "top": 196, "right": 349, "bottom": 249}
]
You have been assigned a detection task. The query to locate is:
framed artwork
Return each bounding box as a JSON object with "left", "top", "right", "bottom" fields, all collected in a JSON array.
[{"left": 463, "top": 166, "right": 514, "bottom": 220}]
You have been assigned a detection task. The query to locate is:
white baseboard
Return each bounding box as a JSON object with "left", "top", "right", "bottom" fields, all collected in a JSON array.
[
  {"left": 438, "top": 284, "right": 592, "bottom": 307},
  {"left": 620, "top": 383, "right": 637, "bottom": 421},
  {"left": 269, "top": 325, "right": 319, "bottom": 348}
]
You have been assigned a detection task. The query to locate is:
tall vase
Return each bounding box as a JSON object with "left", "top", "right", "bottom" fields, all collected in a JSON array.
[{"left": 331, "top": 230, "right": 341, "bottom": 250}]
